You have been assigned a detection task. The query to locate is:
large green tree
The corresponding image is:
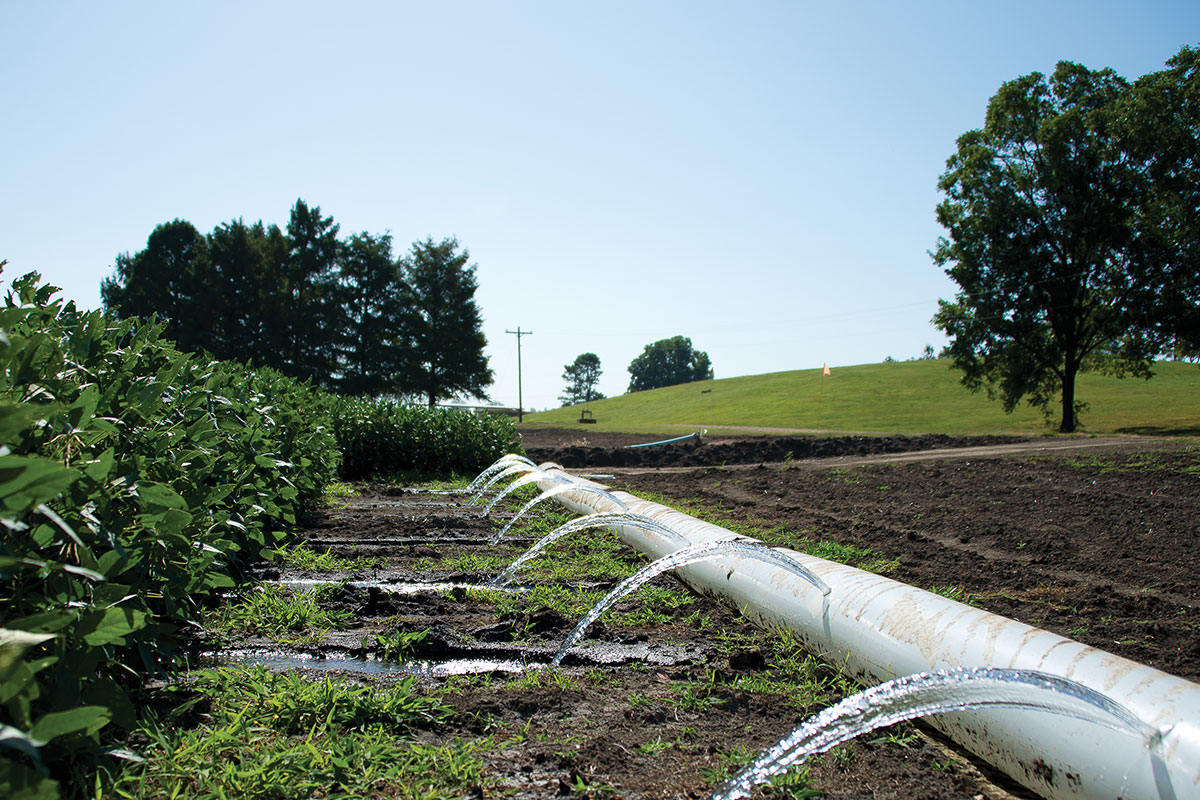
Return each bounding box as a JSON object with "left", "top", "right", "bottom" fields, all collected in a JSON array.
[
  {"left": 101, "top": 219, "right": 219, "bottom": 354},
  {"left": 395, "top": 237, "right": 493, "bottom": 406},
  {"left": 560, "top": 352, "right": 605, "bottom": 406},
  {"left": 1121, "top": 47, "right": 1200, "bottom": 357},
  {"left": 335, "top": 231, "right": 402, "bottom": 396},
  {"left": 282, "top": 200, "right": 341, "bottom": 385},
  {"left": 932, "top": 52, "right": 1198, "bottom": 433},
  {"left": 627, "top": 336, "right": 713, "bottom": 392},
  {"left": 205, "top": 218, "right": 289, "bottom": 366}
]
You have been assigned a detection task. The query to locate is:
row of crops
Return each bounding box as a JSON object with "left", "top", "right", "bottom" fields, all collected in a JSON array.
[{"left": 0, "top": 269, "right": 518, "bottom": 798}]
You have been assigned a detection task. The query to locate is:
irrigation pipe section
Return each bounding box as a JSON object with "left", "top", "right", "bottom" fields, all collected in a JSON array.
[{"left": 535, "top": 469, "right": 1199, "bottom": 800}]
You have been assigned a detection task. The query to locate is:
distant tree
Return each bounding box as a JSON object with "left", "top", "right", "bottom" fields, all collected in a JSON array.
[
  {"left": 627, "top": 336, "right": 713, "bottom": 392},
  {"left": 334, "top": 231, "right": 403, "bottom": 396},
  {"left": 395, "top": 237, "right": 493, "bottom": 406},
  {"left": 282, "top": 199, "right": 342, "bottom": 386},
  {"left": 205, "top": 218, "right": 289, "bottom": 366},
  {"left": 560, "top": 353, "right": 605, "bottom": 406},
  {"left": 101, "top": 219, "right": 218, "bottom": 353},
  {"left": 932, "top": 54, "right": 1199, "bottom": 433}
]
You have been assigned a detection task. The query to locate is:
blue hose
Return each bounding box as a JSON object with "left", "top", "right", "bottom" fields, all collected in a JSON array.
[{"left": 626, "top": 431, "right": 702, "bottom": 449}]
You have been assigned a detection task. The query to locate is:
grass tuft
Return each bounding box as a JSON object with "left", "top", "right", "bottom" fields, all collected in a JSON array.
[{"left": 109, "top": 667, "right": 470, "bottom": 800}]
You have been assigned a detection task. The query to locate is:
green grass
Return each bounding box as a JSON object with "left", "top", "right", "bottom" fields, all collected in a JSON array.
[
  {"left": 1060, "top": 445, "right": 1200, "bottom": 476},
  {"left": 108, "top": 667, "right": 472, "bottom": 800},
  {"left": 524, "top": 359, "right": 1200, "bottom": 436},
  {"left": 271, "top": 543, "right": 388, "bottom": 571},
  {"left": 319, "top": 481, "right": 361, "bottom": 507},
  {"left": 206, "top": 584, "right": 351, "bottom": 645}
]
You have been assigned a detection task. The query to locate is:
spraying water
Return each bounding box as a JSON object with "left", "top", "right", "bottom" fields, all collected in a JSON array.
[
  {"left": 465, "top": 454, "right": 536, "bottom": 494},
  {"left": 480, "top": 471, "right": 563, "bottom": 517},
  {"left": 468, "top": 462, "right": 538, "bottom": 504},
  {"left": 710, "top": 667, "right": 1159, "bottom": 800},
  {"left": 489, "top": 484, "right": 629, "bottom": 542},
  {"left": 489, "top": 512, "right": 691, "bottom": 588},
  {"left": 551, "top": 541, "right": 830, "bottom": 666}
]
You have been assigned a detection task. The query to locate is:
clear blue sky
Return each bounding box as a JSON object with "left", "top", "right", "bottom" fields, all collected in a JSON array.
[{"left": 3, "top": 2, "right": 1196, "bottom": 410}]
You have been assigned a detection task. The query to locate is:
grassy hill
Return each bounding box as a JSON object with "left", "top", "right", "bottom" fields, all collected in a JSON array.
[{"left": 523, "top": 359, "right": 1200, "bottom": 437}]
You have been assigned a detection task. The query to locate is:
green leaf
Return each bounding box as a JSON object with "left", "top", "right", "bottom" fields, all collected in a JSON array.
[
  {"left": 133, "top": 481, "right": 188, "bottom": 511},
  {"left": 203, "top": 572, "right": 236, "bottom": 590},
  {"left": 5, "top": 611, "right": 76, "bottom": 635},
  {"left": 0, "top": 661, "right": 38, "bottom": 708},
  {"left": 83, "top": 678, "right": 136, "bottom": 730},
  {"left": 76, "top": 607, "right": 146, "bottom": 646},
  {"left": 0, "top": 403, "right": 47, "bottom": 447},
  {"left": 0, "top": 456, "right": 78, "bottom": 511},
  {"left": 34, "top": 504, "right": 82, "bottom": 546},
  {"left": 29, "top": 705, "right": 110, "bottom": 741},
  {"left": 66, "top": 385, "right": 100, "bottom": 430},
  {"left": 60, "top": 563, "right": 105, "bottom": 582},
  {"left": 81, "top": 448, "right": 115, "bottom": 483}
]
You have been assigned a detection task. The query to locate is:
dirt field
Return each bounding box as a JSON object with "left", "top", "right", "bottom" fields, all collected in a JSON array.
[{"left": 213, "top": 430, "right": 1198, "bottom": 799}]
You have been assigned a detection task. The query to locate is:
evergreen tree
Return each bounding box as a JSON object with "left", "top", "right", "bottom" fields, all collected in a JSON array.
[
  {"left": 283, "top": 200, "right": 342, "bottom": 386},
  {"left": 336, "top": 231, "right": 402, "bottom": 396},
  {"left": 560, "top": 353, "right": 605, "bottom": 405},
  {"left": 103, "top": 204, "right": 504, "bottom": 402},
  {"left": 205, "top": 218, "right": 289, "bottom": 366},
  {"left": 395, "top": 237, "right": 493, "bottom": 406}
]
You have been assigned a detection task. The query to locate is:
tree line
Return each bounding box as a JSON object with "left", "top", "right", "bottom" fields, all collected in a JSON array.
[{"left": 101, "top": 200, "right": 492, "bottom": 405}]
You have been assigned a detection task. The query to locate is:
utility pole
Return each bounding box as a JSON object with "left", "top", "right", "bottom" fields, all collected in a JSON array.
[{"left": 506, "top": 327, "right": 532, "bottom": 423}]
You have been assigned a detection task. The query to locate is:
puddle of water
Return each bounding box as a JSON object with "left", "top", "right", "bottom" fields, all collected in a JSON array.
[
  {"left": 271, "top": 579, "right": 523, "bottom": 595},
  {"left": 213, "top": 649, "right": 410, "bottom": 676},
  {"left": 212, "top": 648, "right": 529, "bottom": 678},
  {"left": 405, "top": 658, "right": 529, "bottom": 677},
  {"left": 352, "top": 500, "right": 465, "bottom": 509},
  {"left": 302, "top": 536, "right": 489, "bottom": 546},
  {"left": 208, "top": 636, "right": 703, "bottom": 680}
]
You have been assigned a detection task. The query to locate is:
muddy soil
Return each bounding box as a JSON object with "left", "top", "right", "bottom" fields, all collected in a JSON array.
[
  {"left": 196, "top": 432, "right": 1197, "bottom": 799},
  {"left": 522, "top": 429, "right": 1027, "bottom": 469}
]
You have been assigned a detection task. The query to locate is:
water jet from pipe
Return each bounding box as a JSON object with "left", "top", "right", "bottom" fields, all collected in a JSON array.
[{"left": 711, "top": 667, "right": 1160, "bottom": 800}]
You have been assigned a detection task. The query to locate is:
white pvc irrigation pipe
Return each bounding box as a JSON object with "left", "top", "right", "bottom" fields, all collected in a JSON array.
[{"left": 537, "top": 471, "right": 1199, "bottom": 800}]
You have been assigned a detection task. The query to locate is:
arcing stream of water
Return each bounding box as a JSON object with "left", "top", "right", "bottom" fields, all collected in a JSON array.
[
  {"left": 466, "top": 454, "right": 536, "bottom": 495},
  {"left": 550, "top": 540, "right": 830, "bottom": 667},
  {"left": 488, "top": 512, "right": 691, "bottom": 588},
  {"left": 711, "top": 667, "right": 1160, "bottom": 800},
  {"left": 468, "top": 456, "right": 566, "bottom": 505},
  {"left": 489, "top": 483, "right": 629, "bottom": 543},
  {"left": 477, "top": 471, "right": 559, "bottom": 516}
]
